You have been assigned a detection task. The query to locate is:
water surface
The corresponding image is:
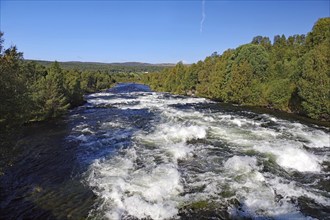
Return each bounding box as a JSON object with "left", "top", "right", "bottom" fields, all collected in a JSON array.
[{"left": 1, "top": 83, "right": 329, "bottom": 219}]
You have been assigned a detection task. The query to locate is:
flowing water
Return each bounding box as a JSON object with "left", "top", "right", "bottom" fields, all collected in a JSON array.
[{"left": 1, "top": 83, "right": 329, "bottom": 219}]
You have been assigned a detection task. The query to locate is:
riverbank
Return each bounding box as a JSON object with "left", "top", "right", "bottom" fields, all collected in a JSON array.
[
  {"left": 207, "top": 97, "right": 330, "bottom": 128},
  {"left": 145, "top": 86, "right": 330, "bottom": 128}
]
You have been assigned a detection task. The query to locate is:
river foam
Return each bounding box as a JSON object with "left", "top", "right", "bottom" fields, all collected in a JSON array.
[{"left": 69, "top": 84, "right": 330, "bottom": 219}]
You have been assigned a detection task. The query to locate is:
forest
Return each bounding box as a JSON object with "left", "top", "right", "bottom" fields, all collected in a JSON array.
[
  {"left": 0, "top": 37, "right": 117, "bottom": 131},
  {"left": 141, "top": 18, "right": 330, "bottom": 121}
]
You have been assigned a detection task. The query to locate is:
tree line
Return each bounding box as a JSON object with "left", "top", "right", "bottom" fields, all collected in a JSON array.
[
  {"left": 0, "top": 33, "right": 116, "bottom": 131},
  {"left": 27, "top": 60, "right": 169, "bottom": 74},
  {"left": 141, "top": 18, "right": 330, "bottom": 121}
]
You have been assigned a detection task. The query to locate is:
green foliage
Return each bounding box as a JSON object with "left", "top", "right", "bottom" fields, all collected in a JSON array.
[
  {"left": 142, "top": 18, "right": 330, "bottom": 121},
  {"left": 306, "top": 17, "right": 330, "bottom": 48},
  {"left": 265, "top": 78, "right": 295, "bottom": 111},
  {"left": 234, "top": 44, "right": 269, "bottom": 79},
  {"left": 32, "top": 76, "right": 69, "bottom": 119},
  {"left": 63, "top": 69, "right": 84, "bottom": 107},
  {"left": 0, "top": 33, "right": 116, "bottom": 129},
  {"left": 0, "top": 42, "right": 30, "bottom": 127},
  {"left": 298, "top": 43, "right": 330, "bottom": 120},
  {"left": 297, "top": 18, "right": 330, "bottom": 120},
  {"left": 226, "top": 61, "right": 254, "bottom": 104},
  {"left": 251, "top": 36, "right": 272, "bottom": 50}
]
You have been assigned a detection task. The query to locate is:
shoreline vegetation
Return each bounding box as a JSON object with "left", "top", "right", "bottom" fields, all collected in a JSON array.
[{"left": 0, "top": 18, "right": 329, "bottom": 132}]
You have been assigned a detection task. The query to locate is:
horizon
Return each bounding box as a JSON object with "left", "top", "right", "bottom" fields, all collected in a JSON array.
[
  {"left": 25, "top": 58, "right": 177, "bottom": 65},
  {"left": 1, "top": 0, "right": 329, "bottom": 64}
]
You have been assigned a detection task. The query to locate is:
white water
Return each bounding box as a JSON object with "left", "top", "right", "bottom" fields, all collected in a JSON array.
[{"left": 69, "top": 87, "right": 330, "bottom": 219}]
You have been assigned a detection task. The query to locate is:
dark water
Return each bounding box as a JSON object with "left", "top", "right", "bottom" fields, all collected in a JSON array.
[
  {"left": 0, "top": 120, "right": 95, "bottom": 219},
  {"left": 1, "top": 83, "right": 329, "bottom": 220}
]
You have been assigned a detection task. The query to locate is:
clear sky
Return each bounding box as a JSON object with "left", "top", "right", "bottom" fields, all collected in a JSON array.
[{"left": 1, "top": 0, "right": 329, "bottom": 64}]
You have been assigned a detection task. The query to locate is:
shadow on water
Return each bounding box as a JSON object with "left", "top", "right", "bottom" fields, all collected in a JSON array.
[{"left": 0, "top": 119, "right": 96, "bottom": 219}]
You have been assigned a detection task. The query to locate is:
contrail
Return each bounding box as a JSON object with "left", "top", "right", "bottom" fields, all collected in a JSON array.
[{"left": 200, "top": 0, "right": 206, "bottom": 33}]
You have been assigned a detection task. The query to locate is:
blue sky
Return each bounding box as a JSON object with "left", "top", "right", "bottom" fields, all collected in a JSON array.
[{"left": 1, "top": 0, "right": 329, "bottom": 64}]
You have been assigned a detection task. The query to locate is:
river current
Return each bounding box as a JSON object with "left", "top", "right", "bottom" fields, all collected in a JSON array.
[{"left": 1, "top": 83, "right": 329, "bottom": 219}]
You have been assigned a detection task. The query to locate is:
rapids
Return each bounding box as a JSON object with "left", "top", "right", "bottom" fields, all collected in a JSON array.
[{"left": 1, "top": 83, "right": 329, "bottom": 219}]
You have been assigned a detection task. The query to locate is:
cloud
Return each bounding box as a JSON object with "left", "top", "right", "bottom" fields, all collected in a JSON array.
[{"left": 200, "top": 0, "right": 206, "bottom": 33}]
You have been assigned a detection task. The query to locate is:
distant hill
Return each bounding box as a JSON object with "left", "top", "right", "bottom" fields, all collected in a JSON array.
[{"left": 25, "top": 60, "right": 175, "bottom": 73}]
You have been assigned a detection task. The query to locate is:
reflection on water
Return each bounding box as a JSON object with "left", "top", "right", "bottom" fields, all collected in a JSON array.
[{"left": 1, "top": 83, "right": 329, "bottom": 219}]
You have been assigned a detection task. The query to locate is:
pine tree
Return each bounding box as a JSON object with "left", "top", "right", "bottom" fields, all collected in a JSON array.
[
  {"left": 0, "top": 33, "right": 30, "bottom": 128},
  {"left": 32, "top": 62, "right": 69, "bottom": 119}
]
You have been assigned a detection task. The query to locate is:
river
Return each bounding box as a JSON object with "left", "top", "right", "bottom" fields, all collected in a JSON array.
[{"left": 1, "top": 83, "right": 329, "bottom": 219}]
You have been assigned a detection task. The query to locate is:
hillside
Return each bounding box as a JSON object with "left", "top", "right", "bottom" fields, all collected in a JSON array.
[{"left": 24, "top": 60, "right": 175, "bottom": 73}]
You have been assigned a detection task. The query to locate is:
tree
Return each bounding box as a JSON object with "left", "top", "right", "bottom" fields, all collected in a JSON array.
[
  {"left": 173, "top": 62, "right": 186, "bottom": 94},
  {"left": 265, "top": 78, "right": 295, "bottom": 111},
  {"left": 225, "top": 61, "right": 254, "bottom": 104},
  {"left": 64, "top": 69, "right": 84, "bottom": 107},
  {"left": 183, "top": 63, "right": 198, "bottom": 92},
  {"left": 208, "top": 49, "right": 234, "bottom": 101},
  {"left": 0, "top": 32, "right": 4, "bottom": 54},
  {"left": 234, "top": 44, "right": 270, "bottom": 80},
  {"left": 298, "top": 43, "right": 330, "bottom": 120},
  {"left": 0, "top": 34, "right": 30, "bottom": 128},
  {"left": 251, "top": 36, "right": 271, "bottom": 50},
  {"left": 32, "top": 62, "right": 70, "bottom": 119},
  {"left": 306, "top": 17, "right": 330, "bottom": 48}
]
